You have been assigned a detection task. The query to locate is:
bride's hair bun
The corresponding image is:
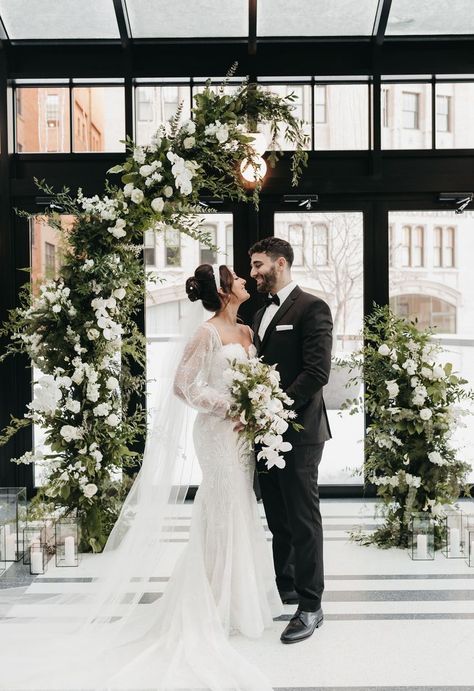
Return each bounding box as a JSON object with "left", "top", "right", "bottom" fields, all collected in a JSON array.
[
  {"left": 185, "top": 264, "right": 234, "bottom": 312},
  {"left": 185, "top": 276, "right": 202, "bottom": 302}
]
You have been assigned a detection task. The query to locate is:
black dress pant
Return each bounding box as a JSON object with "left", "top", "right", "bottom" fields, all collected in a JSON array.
[{"left": 258, "top": 443, "right": 325, "bottom": 612}]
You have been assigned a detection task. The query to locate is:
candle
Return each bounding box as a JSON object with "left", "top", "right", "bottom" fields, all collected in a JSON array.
[
  {"left": 449, "top": 527, "right": 461, "bottom": 556},
  {"left": 64, "top": 536, "right": 75, "bottom": 566},
  {"left": 30, "top": 548, "right": 44, "bottom": 575},
  {"left": 5, "top": 533, "right": 16, "bottom": 561},
  {"left": 417, "top": 533, "right": 428, "bottom": 559}
]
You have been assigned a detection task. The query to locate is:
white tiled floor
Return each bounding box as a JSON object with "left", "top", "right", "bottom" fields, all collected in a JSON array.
[{"left": 3, "top": 499, "right": 474, "bottom": 690}]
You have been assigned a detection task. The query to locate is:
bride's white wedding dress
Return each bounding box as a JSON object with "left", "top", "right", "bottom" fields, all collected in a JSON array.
[{"left": 0, "top": 321, "right": 281, "bottom": 691}]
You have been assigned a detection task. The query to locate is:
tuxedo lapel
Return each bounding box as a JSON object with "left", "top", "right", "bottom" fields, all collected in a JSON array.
[
  {"left": 259, "top": 286, "right": 301, "bottom": 353},
  {"left": 253, "top": 307, "right": 265, "bottom": 350}
]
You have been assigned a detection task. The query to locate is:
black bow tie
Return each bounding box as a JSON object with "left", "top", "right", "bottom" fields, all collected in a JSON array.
[{"left": 265, "top": 294, "right": 280, "bottom": 307}]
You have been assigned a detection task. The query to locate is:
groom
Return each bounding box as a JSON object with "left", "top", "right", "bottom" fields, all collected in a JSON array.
[{"left": 249, "top": 236, "right": 333, "bottom": 644}]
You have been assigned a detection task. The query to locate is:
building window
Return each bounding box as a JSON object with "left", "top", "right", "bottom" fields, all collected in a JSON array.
[
  {"left": 391, "top": 294, "right": 456, "bottom": 333},
  {"left": 400, "top": 225, "right": 424, "bottom": 267},
  {"left": 144, "top": 229, "right": 156, "bottom": 266},
  {"left": 412, "top": 226, "right": 424, "bottom": 267},
  {"left": 289, "top": 224, "right": 304, "bottom": 266},
  {"left": 433, "top": 226, "right": 442, "bottom": 267},
  {"left": 402, "top": 91, "right": 419, "bottom": 129},
  {"left": 401, "top": 225, "right": 411, "bottom": 267},
  {"left": 165, "top": 228, "right": 181, "bottom": 267},
  {"left": 382, "top": 88, "right": 389, "bottom": 128},
  {"left": 312, "top": 223, "right": 329, "bottom": 266},
  {"left": 200, "top": 224, "right": 217, "bottom": 264},
  {"left": 315, "top": 85, "right": 327, "bottom": 124},
  {"left": 162, "top": 86, "right": 180, "bottom": 122},
  {"left": 44, "top": 242, "right": 56, "bottom": 279},
  {"left": 436, "top": 95, "right": 451, "bottom": 133},
  {"left": 137, "top": 87, "right": 154, "bottom": 122},
  {"left": 225, "top": 224, "right": 233, "bottom": 266},
  {"left": 46, "top": 94, "right": 59, "bottom": 127}
]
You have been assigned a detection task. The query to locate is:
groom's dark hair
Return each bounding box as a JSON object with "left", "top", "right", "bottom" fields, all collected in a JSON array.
[{"left": 248, "top": 237, "right": 294, "bottom": 268}]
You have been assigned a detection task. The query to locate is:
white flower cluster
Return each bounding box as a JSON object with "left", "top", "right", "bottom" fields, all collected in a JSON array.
[
  {"left": 204, "top": 120, "right": 230, "bottom": 144},
  {"left": 91, "top": 294, "right": 125, "bottom": 343},
  {"left": 224, "top": 355, "right": 296, "bottom": 470},
  {"left": 28, "top": 375, "right": 62, "bottom": 415},
  {"left": 428, "top": 450, "right": 449, "bottom": 466},
  {"left": 166, "top": 151, "right": 199, "bottom": 196},
  {"left": 371, "top": 470, "right": 421, "bottom": 489},
  {"left": 78, "top": 191, "right": 127, "bottom": 222}
]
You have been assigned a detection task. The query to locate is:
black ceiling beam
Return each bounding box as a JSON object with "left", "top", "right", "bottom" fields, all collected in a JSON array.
[
  {"left": 373, "top": 0, "right": 392, "bottom": 46},
  {"left": 112, "top": 0, "right": 132, "bottom": 49},
  {"left": 248, "top": 0, "right": 257, "bottom": 56}
]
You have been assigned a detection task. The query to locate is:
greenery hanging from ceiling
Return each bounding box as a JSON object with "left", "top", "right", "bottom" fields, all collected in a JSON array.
[{"left": 0, "top": 67, "right": 309, "bottom": 551}]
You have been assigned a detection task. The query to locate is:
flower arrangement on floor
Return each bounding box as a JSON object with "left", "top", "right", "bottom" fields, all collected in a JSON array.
[
  {"left": 341, "top": 304, "right": 474, "bottom": 549},
  {"left": 0, "top": 66, "right": 309, "bottom": 551},
  {"left": 224, "top": 351, "right": 301, "bottom": 470}
]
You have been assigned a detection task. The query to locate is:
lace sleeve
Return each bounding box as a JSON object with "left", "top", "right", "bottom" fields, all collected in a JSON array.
[{"left": 173, "top": 324, "right": 230, "bottom": 418}]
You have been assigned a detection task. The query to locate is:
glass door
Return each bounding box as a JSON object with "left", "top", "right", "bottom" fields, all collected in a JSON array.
[{"left": 274, "top": 211, "right": 365, "bottom": 485}]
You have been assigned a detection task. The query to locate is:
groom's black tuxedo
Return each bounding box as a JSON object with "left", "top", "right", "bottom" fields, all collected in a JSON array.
[{"left": 253, "top": 285, "right": 333, "bottom": 612}]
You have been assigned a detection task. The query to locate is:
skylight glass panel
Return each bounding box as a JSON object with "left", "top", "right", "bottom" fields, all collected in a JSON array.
[
  {"left": 0, "top": 0, "right": 119, "bottom": 39},
  {"left": 126, "top": 0, "right": 247, "bottom": 38},
  {"left": 258, "top": 0, "right": 379, "bottom": 37},
  {"left": 387, "top": 0, "right": 474, "bottom": 35}
]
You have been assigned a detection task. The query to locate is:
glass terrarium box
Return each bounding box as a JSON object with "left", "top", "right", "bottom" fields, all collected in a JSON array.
[
  {"left": 22, "top": 523, "right": 47, "bottom": 565},
  {"left": 442, "top": 508, "right": 464, "bottom": 559},
  {"left": 466, "top": 528, "right": 474, "bottom": 568},
  {"left": 408, "top": 511, "right": 435, "bottom": 560},
  {"left": 29, "top": 542, "right": 47, "bottom": 575},
  {"left": 55, "top": 516, "right": 79, "bottom": 567},
  {"left": 0, "top": 487, "right": 27, "bottom": 562}
]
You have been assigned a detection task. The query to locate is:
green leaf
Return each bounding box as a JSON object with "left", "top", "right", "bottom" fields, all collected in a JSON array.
[
  {"left": 121, "top": 173, "right": 138, "bottom": 184},
  {"left": 107, "top": 165, "right": 125, "bottom": 174}
]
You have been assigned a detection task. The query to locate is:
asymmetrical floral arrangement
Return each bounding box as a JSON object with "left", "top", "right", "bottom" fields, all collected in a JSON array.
[
  {"left": 341, "top": 304, "right": 473, "bottom": 549},
  {"left": 224, "top": 351, "right": 301, "bottom": 470},
  {"left": 0, "top": 66, "right": 309, "bottom": 550}
]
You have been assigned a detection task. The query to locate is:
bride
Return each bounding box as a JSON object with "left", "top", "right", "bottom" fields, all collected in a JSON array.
[{"left": 0, "top": 263, "right": 282, "bottom": 691}]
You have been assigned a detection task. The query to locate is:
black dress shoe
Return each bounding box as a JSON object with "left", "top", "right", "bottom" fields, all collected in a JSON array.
[
  {"left": 279, "top": 590, "right": 299, "bottom": 604},
  {"left": 280, "top": 607, "right": 323, "bottom": 644}
]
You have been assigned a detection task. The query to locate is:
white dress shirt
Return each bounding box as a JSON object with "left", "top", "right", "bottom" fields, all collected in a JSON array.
[{"left": 258, "top": 281, "right": 297, "bottom": 341}]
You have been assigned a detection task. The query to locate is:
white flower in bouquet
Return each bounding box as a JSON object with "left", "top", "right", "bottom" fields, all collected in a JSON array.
[
  {"left": 183, "top": 136, "right": 195, "bottom": 150},
  {"left": 420, "top": 408, "right": 432, "bottom": 421},
  {"left": 428, "top": 450, "right": 446, "bottom": 466},
  {"left": 83, "top": 483, "right": 98, "bottom": 499},
  {"left": 65, "top": 399, "right": 81, "bottom": 414},
  {"left": 131, "top": 188, "right": 144, "bottom": 205},
  {"left": 29, "top": 375, "right": 62, "bottom": 414},
  {"left": 93, "top": 402, "right": 110, "bottom": 417},
  {"left": 108, "top": 218, "right": 127, "bottom": 239},
  {"left": 106, "top": 376, "right": 119, "bottom": 391},
  {"left": 432, "top": 364, "right": 445, "bottom": 380},
  {"left": 421, "top": 366, "right": 433, "bottom": 380},
  {"left": 390, "top": 348, "right": 398, "bottom": 362},
  {"left": 402, "top": 358, "right": 417, "bottom": 375},
  {"left": 52, "top": 303, "right": 61, "bottom": 313},
  {"left": 60, "top": 425, "right": 83, "bottom": 442},
  {"left": 378, "top": 344, "right": 390, "bottom": 356},
  {"left": 87, "top": 328, "right": 100, "bottom": 341},
  {"left": 139, "top": 164, "right": 154, "bottom": 177},
  {"left": 386, "top": 380, "right": 399, "bottom": 398},
  {"left": 184, "top": 120, "right": 196, "bottom": 135},
  {"left": 151, "top": 197, "right": 165, "bottom": 213},
  {"left": 132, "top": 146, "right": 146, "bottom": 164},
  {"left": 105, "top": 413, "right": 120, "bottom": 427},
  {"left": 410, "top": 376, "right": 420, "bottom": 388},
  {"left": 123, "top": 182, "right": 134, "bottom": 197},
  {"left": 163, "top": 185, "right": 173, "bottom": 198},
  {"left": 113, "top": 287, "right": 127, "bottom": 300},
  {"left": 407, "top": 340, "right": 420, "bottom": 353}
]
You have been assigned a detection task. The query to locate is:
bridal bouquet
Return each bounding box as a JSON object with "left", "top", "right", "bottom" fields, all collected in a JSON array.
[{"left": 223, "top": 355, "right": 300, "bottom": 470}]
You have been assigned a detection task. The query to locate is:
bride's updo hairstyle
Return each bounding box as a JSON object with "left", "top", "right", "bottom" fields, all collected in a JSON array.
[{"left": 185, "top": 264, "right": 234, "bottom": 312}]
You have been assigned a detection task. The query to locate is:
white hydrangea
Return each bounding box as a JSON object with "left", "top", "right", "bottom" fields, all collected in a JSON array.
[
  {"left": 105, "top": 413, "right": 120, "bottom": 427},
  {"left": 83, "top": 483, "right": 98, "bottom": 499},
  {"left": 420, "top": 408, "right": 433, "bottom": 421},
  {"left": 60, "top": 425, "right": 83, "bottom": 442},
  {"left": 65, "top": 399, "right": 81, "bottom": 414},
  {"left": 93, "top": 402, "right": 110, "bottom": 417}
]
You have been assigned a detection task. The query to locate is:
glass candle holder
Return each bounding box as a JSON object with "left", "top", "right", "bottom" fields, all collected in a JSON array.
[
  {"left": 55, "top": 516, "right": 79, "bottom": 567},
  {"left": 409, "top": 511, "right": 435, "bottom": 560},
  {"left": 29, "top": 542, "right": 47, "bottom": 575},
  {"left": 0, "top": 487, "right": 27, "bottom": 562},
  {"left": 442, "top": 508, "right": 464, "bottom": 559},
  {"left": 22, "top": 524, "right": 47, "bottom": 565}
]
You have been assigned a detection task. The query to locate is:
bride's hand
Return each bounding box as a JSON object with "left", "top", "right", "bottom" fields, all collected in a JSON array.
[{"left": 229, "top": 415, "right": 245, "bottom": 433}]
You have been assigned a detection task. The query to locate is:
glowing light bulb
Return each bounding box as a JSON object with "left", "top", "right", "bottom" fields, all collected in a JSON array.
[{"left": 240, "top": 156, "right": 267, "bottom": 183}]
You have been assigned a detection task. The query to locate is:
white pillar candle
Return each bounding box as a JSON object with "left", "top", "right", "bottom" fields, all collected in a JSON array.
[
  {"left": 30, "top": 549, "right": 43, "bottom": 575},
  {"left": 416, "top": 533, "right": 428, "bottom": 559},
  {"left": 5, "top": 533, "right": 16, "bottom": 561},
  {"left": 449, "top": 527, "right": 461, "bottom": 556},
  {"left": 64, "top": 536, "right": 76, "bottom": 566}
]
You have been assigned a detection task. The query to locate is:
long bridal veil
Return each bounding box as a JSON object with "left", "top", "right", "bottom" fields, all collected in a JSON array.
[{"left": 0, "top": 303, "right": 273, "bottom": 691}]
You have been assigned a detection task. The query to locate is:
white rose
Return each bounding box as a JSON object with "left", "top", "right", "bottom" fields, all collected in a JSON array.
[
  {"left": 52, "top": 304, "right": 61, "bottom": 313},
  {"left": 105, "top": 413, "right": 120, "bottom": 427},
  {"left": 378, "top": 344, "right": 390, "bottom": 356},
  {"left": 420, "top": 408, "right": 432, "bottom": 421},
  {"left": 131, "top": 188, "right": 144, "bottom": 204},
  {"left": 139, "top": 164, "right": 153, "bottom": 177},
  {"left": 163, "top": 186, "right": 173, "bottom": 198},
  {"left": 386, "top": 380, "right": 399, "bottom": 398},
  {"left": 113, "top": 287, "right": 126, "bottom": 300},
  {"left": 183, "top": 136, "right": 195, "bottom": 150},
  {"left": 83, "top": 483, "right": 98, "bottom": 499},
  {"left": 151, "top": 197, "right": 164, "bottom": 213},
  {"left": 185, "top": 120, "right": 196, "bottom": 135},
  {"left": 433, "top": 365, "right": 445, "bottom": 380},
  {"left": 215, "top": 126, "right": 229, "bottom": 144},
  {"left": 65, "top": 399, "right": 81, "bottom": 414},
  {"left": 421, "top": 367, "right": 433, "bottom": 379},
  {"left": 123, "top": 182, "right": 134, "bottom": 197},
  {"left": 106, "top": 376, "right": 119, "bottom": 390},
  {"left": 428, "top": 451, "right": 444, "bottom": 465}
]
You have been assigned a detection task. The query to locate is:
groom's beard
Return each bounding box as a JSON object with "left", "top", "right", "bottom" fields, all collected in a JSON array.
[{"left": 256, "top": 266, "right": 278, "bottom": 294}]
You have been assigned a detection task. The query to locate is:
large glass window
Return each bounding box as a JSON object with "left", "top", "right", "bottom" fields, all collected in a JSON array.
[
  {"left": 381, "top": 82, "right": 432, "bottom": 149},
  {"left": 258, "top": 83, "right": 311, "bottom": 150},
  {"left": 389, "top": 210, "right": 474, "bottom": 482},
  {"left": 134, "top": 84, "right": 192, "bottom": 146},
  {"left": 199, "top": 225, "right": 218, "bottom": 265},
  {"left": 16, "top": 87, "right": 70, "bottom": 153},
  {"left": 314, "top": 83, "right": 369, "bottom": 150},
  {"left": 72, "top": 87, "right": 125, "bottom": 152},
  {"left": 165, "top": 228, "right": 181, "bottom": 267},
  {"left": 435, "top": 82, "right": 474, "bottom": 149},
  {"left": 275, "top": 211, "right": 364, "bottom": 485}
]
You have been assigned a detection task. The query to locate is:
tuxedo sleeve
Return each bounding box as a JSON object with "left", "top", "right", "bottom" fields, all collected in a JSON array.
[{"left": 285, "top": 300, "right": 333, "bottom": 411}]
